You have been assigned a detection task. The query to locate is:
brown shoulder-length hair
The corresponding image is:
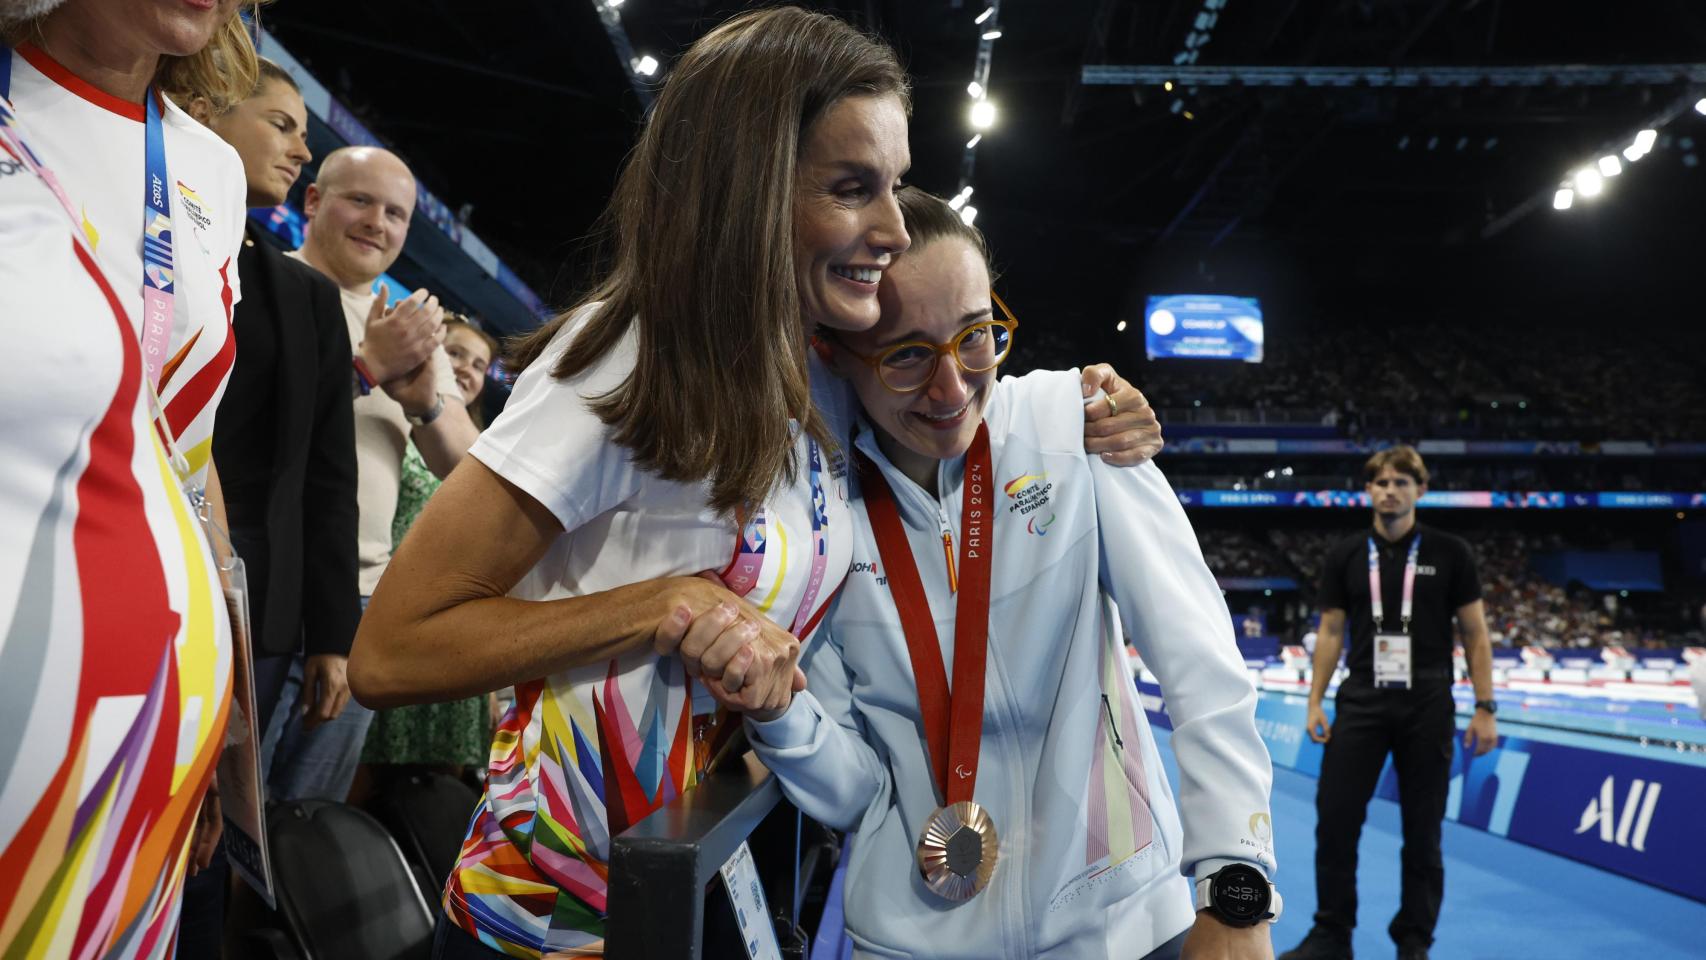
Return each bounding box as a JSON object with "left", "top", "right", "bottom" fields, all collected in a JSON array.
[
  {"left": 6, "top": 1, "right": 264, "bottom": 113},
  {"left": 510, "top": 5, "right": 910, "bottom": 514}
]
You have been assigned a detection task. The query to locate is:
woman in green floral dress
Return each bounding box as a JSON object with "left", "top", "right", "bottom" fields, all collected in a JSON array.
[{"left": 359, "top": 319, "right": 503, "bottom": 782}]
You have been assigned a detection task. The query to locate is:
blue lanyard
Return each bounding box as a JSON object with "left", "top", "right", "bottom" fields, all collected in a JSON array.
[{"left": 2, "top": 44, "right": 176, "bottom": 386}]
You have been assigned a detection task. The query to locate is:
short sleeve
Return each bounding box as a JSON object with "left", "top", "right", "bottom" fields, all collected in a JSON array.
[
  {"left": 1317, "top": 537, "right": 1350, "bottom": 610},
  {"left": 467, "top": 307, "right": 645, "bottom": 532},
  {"left": 1450, "top": 536, "right": 1482, "bottom": 609}
]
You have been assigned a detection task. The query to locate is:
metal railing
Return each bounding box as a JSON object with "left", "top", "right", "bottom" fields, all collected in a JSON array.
[{"left": 606, "top": 752, "right": 831, "bottom": 960}]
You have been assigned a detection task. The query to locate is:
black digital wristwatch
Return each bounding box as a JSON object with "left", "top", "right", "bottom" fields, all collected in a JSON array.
[{"left": 1194, "top": 862, "right": 1282, "bottom": 928}]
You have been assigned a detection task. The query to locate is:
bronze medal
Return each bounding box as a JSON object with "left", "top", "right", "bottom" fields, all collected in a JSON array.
[{"left": 917, "top": 800, "right": 999, "bottom": 900}]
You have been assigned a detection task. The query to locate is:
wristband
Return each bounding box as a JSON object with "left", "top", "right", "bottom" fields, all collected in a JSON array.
[
  {"left": 406, "top": 394, "right": 446, "bottom": 427},
  {"left": 351, "top": 356, "right": 375, "bottom": 396}
]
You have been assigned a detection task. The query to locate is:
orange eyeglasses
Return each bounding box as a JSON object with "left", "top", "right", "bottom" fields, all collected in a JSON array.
[{"left": 835, "top": 291, "right": 1019, "bottom": 393}]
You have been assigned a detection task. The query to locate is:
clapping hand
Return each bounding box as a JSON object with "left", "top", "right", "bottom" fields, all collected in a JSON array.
[{"left": 360, "top": 288, "right": 444, "bottom": 383}]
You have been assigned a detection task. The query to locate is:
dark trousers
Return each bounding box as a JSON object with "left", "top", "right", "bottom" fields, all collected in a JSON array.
[{"left": 1312, "top": 677, "right": 1455, "bottom": 948}]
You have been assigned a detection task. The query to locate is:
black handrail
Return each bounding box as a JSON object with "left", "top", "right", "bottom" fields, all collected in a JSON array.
[{"left": 605, "top": 752, "right": 787, "bottom": 959}]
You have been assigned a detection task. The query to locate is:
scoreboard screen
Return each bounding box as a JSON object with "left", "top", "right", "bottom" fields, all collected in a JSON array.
[{"left": 1144, "top": 294, "right": 1264, "bottom": 362}]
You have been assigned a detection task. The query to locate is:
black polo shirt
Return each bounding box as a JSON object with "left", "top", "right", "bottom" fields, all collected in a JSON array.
[{"left": 1318, "top": 523, "right": 1481, "bottom": 684}]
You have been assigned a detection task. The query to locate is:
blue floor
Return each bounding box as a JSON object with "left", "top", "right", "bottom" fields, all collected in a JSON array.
[{"left": 1153, "top": 729, "right": 1706, "bottom": 960}]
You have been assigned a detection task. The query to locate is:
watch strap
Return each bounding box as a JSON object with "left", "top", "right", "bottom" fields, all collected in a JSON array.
[
  {"left": 1475, "top": 699, "right": 1498, "bottom": 714},
  {"left": 406, "top": 394, "right": 446, "bottom": 427}
]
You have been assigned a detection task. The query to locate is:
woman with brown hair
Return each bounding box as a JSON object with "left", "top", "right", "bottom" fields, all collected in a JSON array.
[{"left": 347, "top": 7, "right": 1160, "bottom": 957}]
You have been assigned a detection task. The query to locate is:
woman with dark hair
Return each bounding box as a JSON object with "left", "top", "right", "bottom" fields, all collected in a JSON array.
[
  {"left": 742, "top": 188, "right": 1277, "bottom": 960},
  {"left": 348, "top": 8, "right": 1160, "bottom": 957},
  {"left": 0, "top": 0, "right": 259, "bottom": 954}
]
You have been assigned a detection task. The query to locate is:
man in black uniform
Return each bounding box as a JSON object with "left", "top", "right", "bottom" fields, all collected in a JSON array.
[{"left": 1280, "top": 446, "right": 1497, "bottom": 960}]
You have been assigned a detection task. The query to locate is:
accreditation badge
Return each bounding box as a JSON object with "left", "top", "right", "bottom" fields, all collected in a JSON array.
[
  {"left": 917, "top": 800, "right": 999, "bottom": 901},
  {"left": 1374, "top": 632, "right": 1413, "bottom": 689}
]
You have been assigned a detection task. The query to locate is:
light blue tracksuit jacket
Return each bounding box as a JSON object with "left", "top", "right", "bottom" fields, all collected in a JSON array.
[{"left": 750, "top": 370, "right": 1275, "bottom": 960}]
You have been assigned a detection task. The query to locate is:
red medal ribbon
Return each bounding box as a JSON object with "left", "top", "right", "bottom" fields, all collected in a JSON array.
[{"left": 856, "top": 423, "right": 992, "bottom": 805}]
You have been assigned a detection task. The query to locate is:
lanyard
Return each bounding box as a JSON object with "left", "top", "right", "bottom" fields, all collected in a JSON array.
[
  {"left": 0, "top": 86, "right": 209, "bottom": 527},
  {"left": 719, "top": 439, "right": 832, "bottom": 638},
  {"left": 857, "top": 423, "right": 993, "bottom": 805},
  {"left": 1368, "top": 533, "right": 1421, "bottom": 634},
  {"left": 2, "top": 45, "right": 175, "bottom": 388}
]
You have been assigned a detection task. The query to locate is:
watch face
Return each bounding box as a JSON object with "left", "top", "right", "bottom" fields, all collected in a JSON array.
[{"left": 1214, "top": 865, "right": 1270, "bottom": 921}]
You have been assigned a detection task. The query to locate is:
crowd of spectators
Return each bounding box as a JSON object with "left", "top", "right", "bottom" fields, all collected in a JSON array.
[
  {"left": 1139, "top": 334, "right": 1426, "bottom": 419},
  {"left": 1199, "top": 525, "right": 1700, "bottom": 650},
  {"left": 1197, "top": 529, "right": 1287, "bottom": 578},
  {"left": 1166, "top": 458, "right": 1697, "bottom": 493},
  {"left": 1133, "top": 320, "right": 1706, "bottom": 443}
]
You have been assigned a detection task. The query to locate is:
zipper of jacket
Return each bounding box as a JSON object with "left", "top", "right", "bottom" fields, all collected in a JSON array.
[{"left": 935, "top": 502, "right": 958, "bottom": 594}]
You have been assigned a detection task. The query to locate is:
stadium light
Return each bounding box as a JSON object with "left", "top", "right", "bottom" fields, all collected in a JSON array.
[
  {"left": 1116, "top": 320, "right": 1128, "bottom": 332},
  {"left": 1574, "top": 167, "right": 1603, "bottom": 197},
  {"left": 605, "top": 0, "right": 624, "bottom": 8},
  {"left": 970, "top": 99, "right": 998, "bottom": 130},
  {"left": 975, "top": 6, "right": 995, "bottom": 24},
  {"left": 1553, "top": 188, "right": 1574, "bottom": 210},
  {"left": 1625, "top": 128, "right": 1658, "bottom": 162},
  {"left": 631, "top": 54, "right": 659, "bottom": 76},
  {"left": 1598, "top": 155, "right": 1622, "bottom": 177},
  {"left": 982, "top": 28, "right": 1004, "bottom": 40},
  {"left": 1164, "top": 80, "right": 1174, "bottom": 91},
  {"left": 966, "top": 134, "right": 982, "bottom": 149},
  {"left": 948, "top": 186, "right": 973, "bottom": 211},
  {"left": 967, "top": 80, "right": 985, "bottom": 99},
  {"left": 959, "top": 205, "right": 979, "bottom": 225},
  {"left": 1696, "top": 97, "right": 1706, "bottom": 115}
]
